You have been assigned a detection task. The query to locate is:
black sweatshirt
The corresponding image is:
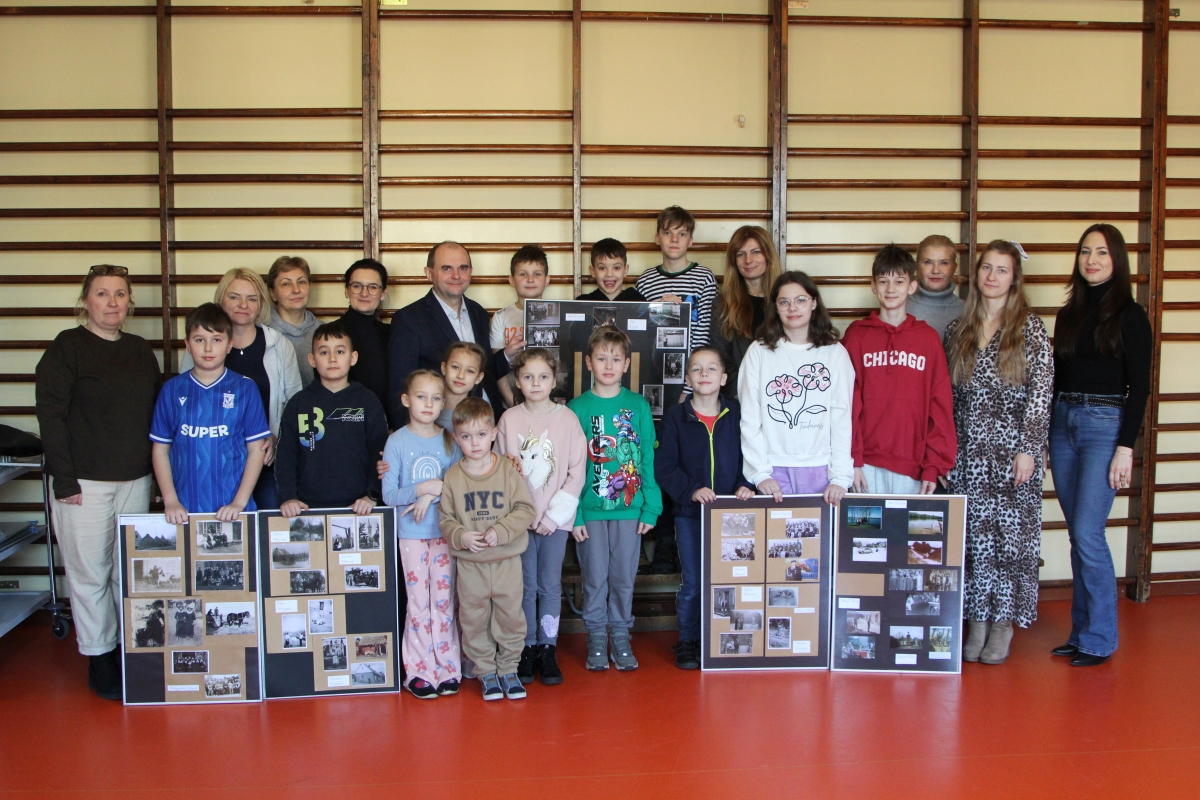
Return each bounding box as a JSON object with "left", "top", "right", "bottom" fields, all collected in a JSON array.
[
  {"left": 338, "top": 308, "right": 391, "bottom": 412},
  {"left": 275, "top": 380, "right": 388, "bottom": 507},
  {"left": 35, "top": 326, "right": 161, "bottom": 498},
  {"left": 1053, "top": 281, "right": 1152, "bottom": 448},
  {"left": 576, "top": 287, "right": 647, "bottom": 302}
]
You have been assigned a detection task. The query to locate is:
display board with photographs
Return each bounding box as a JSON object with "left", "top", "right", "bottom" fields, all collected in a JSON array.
[
  {"left": 831, "top": 495, "right": 967, "bottom": 674},
  {"left": 702, "top": 496, "right": 833, "bottom": 670},
  {"left": 523, "top": 300, "right": 693, "bottom": 416},
  {"left": 258, "top": 508, "right": 400, "bottom": 698},
  {"left": 118, "top": 514, "right": 261, "bottom": 705}
]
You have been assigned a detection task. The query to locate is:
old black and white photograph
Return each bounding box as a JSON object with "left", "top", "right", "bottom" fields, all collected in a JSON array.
[
  {"left": 841, "top": 635, "right": 876, "bottom": 660},
  {"left": 656, "top": 326, "right": 688, "bottom": 350},
  {"left": 713, "top": 586, "right": 734, "bottom": 618},
  {"left": 344, "top": 564, "right": 380, "bottom": 590},
  {"left": 927, "top": 569, "right": 958, "bottom": 592},
  {"left": 356, "top": 516, "right": 382, "bottom": 551},
  {"left": 289, "top": 516, "right": 325, "bottom": 542},
  {"left": 354, "top": 634, "right": 388, "bottom": 658},
  {"left": 132, "top": 557, "right": 182, "bottom": 594},
  {"left": 907, "top": 540, "right": 944, "bottom": 566},
  {"left": 195, "top": 559, "right": 244, "bottom": 591},
  {"left": 205, "top": 601, "right": 255, "bottom": 636},
  {"left": 785, "top": 518, "right": 819, "bottom": 538},
  {"left": 767, "top": 586, "right": 798, "bottom": 607},
  {"left": 322, "top": 636, "right": 348, "bottom": 671},
  {"left": 648, "top": 302, "right": 681, "bottom": 327},
  {"left": 888, "top": 568, "right": 924, "bottom": 591},
  {"left": 167, "top": 598, "right": 203, "bottom": 647},
  {"left": 642, "top": 384, "right": 664, "bottom": 415},
  {"left": 271, "top": 542, "right": 310, "bottom": 570},
  {"left": 204, "top": 674, "right": 240, "bottom": 698},
  {"left": 908, "top": 509, "right": 945, "bottom": 537},
  {"left": 131, "top": 599, "right": 166, "bottom": 648},
  {"left": 719, "top": 633, "right": 754, "bottom": 655},
  {"left": 929, "top": 626, "right": 953, "bottom": 653},
  {"left": 845, "top": 505, "right": 883, "bottom": 530},
  {"left": 662, "top": 352, "right": 684, "bottom": 384},
  {"left": 845, "top": 610, "right": 881, "bottom": 635},
  {"left": 721, "top": 512, "right": 755, "bottom": 537},
  {"left": 852, "top": 537, "right": 887, "bottom": 562},
  {"left": 329, "top": 516, "right": 355, "bottom": 552},
  {"left": 527, "top": 326, "right": 559, "bottom": 348},
  {"left": 133, "top": 520, "right": 177, "bottom": 551},
  {"left": 171, "top": 650, "right": 209, "bottom": 674},
  {"left": 526, "top": 300, "right": 559, "bottom": 325},
  {"left": 889, "top": 625, "right": 925, "bottom": 650},
  {"left": 195, "top": 519, "right": 243, "bottom": 555},
  {"left": 281, "top": 613, "right": 307, "bottom": 649},
  {"left": 290, "top": 569, "right": 327, "bottom": 595},
  {"left": 785, "top": 558, "right": 818, "bottom": 581},
  {"left": 768, "top": 617, "right": 792, "bottom": 650},
  {"left": 721, "top": 537, "right": 755, "bottom": 562},
  {"left": 308, "top": 599, "right": 334, "bottom": 634},
  {"left": 768, "top": 539, "right": 804, "bottom": 559},
  {"left": 730, "top": 609, "right": 762, "bottom": 631},
  {"left": 905, "top": 592, "right": 942, "bottom": 616},
  {"left": 592, "top": 305, "right": 617, "bottom": 328},
  {"left": 351, "top": 661, "right": 387, "bottom": 686}
]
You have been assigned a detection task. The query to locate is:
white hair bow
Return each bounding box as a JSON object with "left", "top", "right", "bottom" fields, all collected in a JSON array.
[{"left": 1007, "top": 240, "right": 1030, "bottom": 261}]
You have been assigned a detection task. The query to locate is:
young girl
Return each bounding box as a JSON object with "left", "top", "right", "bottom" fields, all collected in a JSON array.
[
  {"left": 738, "top": 271, "right": 853, "bottom": 507},
  {"left": 494, "top": 348, "right": 587, "bottom": 686},
  {"left": 438, "top": 341, "right": 488, "bottom": 431},
  {"left": 382, "top": 370, "right": 463, "bottom": 699}
]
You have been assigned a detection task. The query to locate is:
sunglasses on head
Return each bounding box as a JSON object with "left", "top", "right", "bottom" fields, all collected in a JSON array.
[{"left": 88, "top": 264, "right": 130, "bottom": 277}]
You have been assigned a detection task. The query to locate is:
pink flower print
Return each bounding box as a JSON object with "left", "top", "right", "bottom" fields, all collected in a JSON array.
[
  {"left": 765, "top": 364, "right": 830, "bottom": 428},
  {"left": 415, "top": 660, "right": 427, "bottom": 673},
  {"left": 439, "top": 620, "right": 451, "bottom": 634},
  {"left": 798, "top": 362, "right": 831, "bottom": 392},
  {"left": 423, "top": 620, "right": 432, "bottom": 635},
  {"left": 437, "top": 641, "right": 450, "bottom": 654},
  {"left": 434, "top": 553, "right": 450, "bottom": 568},
  {"left": 436, "top": 577, "right": 450, "bottom": 593},
  {"left": 766, "top": 374, "right": 802, "bottom": 402},
  {"left": 435, "top": 599, "right": 450, "bottom": 614},
  {"left": 405, "top": 570, "right": 418, "bottom": 586}
]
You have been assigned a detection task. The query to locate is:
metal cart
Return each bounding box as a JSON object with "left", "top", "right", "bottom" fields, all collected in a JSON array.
[{"left": 0, "top": 456, "right": 70, "bottom": 640}]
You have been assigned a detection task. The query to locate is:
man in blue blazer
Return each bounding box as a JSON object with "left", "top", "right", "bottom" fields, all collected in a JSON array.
[{"left": 387, "top": 241, "right": 508, "bottom": 427}]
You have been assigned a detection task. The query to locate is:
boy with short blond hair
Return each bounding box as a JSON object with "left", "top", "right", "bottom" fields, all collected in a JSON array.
[
  {"left": 490, "top": 244, "right": 549, "bottom": 406},
  {"left": 439, "top": 397, "right": 537, "bottom": 701},
  {"left": 634, "top": 206, "right": 718, "bottom": 346},
  {"left": 577, "top": 238, "right": 646, "bottom": 302}
]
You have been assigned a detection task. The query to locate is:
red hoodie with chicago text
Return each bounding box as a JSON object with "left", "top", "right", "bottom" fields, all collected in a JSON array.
[{"left": 841, "top": 311, "right": 957, "bottom": 483}]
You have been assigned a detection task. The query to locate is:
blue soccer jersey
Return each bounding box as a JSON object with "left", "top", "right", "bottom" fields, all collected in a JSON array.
[{"left": 150, "top": 368, "right": 271, "bottom": 514}]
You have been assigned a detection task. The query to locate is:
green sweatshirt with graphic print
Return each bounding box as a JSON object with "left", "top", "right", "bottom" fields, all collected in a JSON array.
[{"left": 567, "top": 388, "right": 662, "bottom": 527}]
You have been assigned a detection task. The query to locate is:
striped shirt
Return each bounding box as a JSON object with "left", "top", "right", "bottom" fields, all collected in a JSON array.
[{"left": 634, "top": 263, "right": 718, "bottom": 347}]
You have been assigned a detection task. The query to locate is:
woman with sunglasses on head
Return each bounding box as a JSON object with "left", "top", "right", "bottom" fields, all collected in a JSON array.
[
  {"left": 35, "top": 264, "right": 161, "bottom": 699},
  {"left": 337, "top": 258, "right": 392, "bottom": 415},
  {"left": 1048, "top": 225, "right": 1151, "bottom": 667}
]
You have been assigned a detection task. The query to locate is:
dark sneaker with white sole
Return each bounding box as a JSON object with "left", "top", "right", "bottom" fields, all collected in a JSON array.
[
  {"left": 480, "top": 673, "right": 504, "bottom": 701},
  {"left": 499, "top": 673, "right": 526, "bottom": 699},
  {"left": 516, "top": 645, "right": 537, "bottom": 685},
  {"left": 436, "top": 679, "right": 459, "bottom": 696},
  {"left": 406, "top": 678, "right": 438, "bottom": 699}
]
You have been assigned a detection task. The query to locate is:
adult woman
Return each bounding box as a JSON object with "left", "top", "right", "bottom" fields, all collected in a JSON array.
[
  {"left": 944, "top": 240, "right": 1053, "bottom": 665},
  {"left": 712, "top": 226, "right": 783, "bottom": 397},
  {"left": 182, "top": 268, "right": 302, "bottom": 509},
  {"left": 267, "top": 255, "right": 319, "bottom": 387},
  {"left": 35, "top": 265, "right": 161, "bottom": 699},
  {"left": 338, "top": 258, "right": 391, "bottom": 413},
  {"left": 1049, "top": 225, "right": 1151, "bottom": 667}
]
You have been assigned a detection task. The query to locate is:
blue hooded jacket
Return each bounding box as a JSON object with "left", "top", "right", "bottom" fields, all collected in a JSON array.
[{"left": 655, "top": 395, "right": 755, "bottom": 519}]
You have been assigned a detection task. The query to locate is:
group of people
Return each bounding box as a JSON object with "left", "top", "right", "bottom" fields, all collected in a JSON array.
[{"left": 35, "top": 202, "right": 1149, "bottom": 702}]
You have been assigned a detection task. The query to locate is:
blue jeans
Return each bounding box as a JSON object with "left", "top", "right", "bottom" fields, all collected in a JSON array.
[
  {"left": 253, "top": 464, "right": 280, "bottom": 511},
  {"left": 1048, "top": 399, "right": 1122, "bottom": 657},
  {"left": 675, "top": 516, "right": 702, "bottom": 642}
]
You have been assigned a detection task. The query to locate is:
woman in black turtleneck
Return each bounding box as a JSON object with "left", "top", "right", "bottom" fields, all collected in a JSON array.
[
  {"left": 1048, "top": 224, "right": 1151, "bottom": 667},
  {"left": 338, "top": 259, "right": 391, "bottom": 416}
]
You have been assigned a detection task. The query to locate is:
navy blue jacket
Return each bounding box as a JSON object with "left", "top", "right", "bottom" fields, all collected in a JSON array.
[{"left": 655, "top": 396, "right": 755, "bottom": 519}]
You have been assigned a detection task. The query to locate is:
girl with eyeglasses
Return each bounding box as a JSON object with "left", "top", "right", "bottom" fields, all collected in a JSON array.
[{"left": 337, "top": 258, "right": 392, "bottom": 416}]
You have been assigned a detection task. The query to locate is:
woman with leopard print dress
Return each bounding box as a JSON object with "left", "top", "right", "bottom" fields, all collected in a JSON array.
[{"left": 944, "top": 240, "right": 1054, "bottom": 665}]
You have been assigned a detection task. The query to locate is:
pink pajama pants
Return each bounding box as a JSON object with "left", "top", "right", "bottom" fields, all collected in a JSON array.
[{"left": 399, "top": 537, "right": 461, "bottom": 686}]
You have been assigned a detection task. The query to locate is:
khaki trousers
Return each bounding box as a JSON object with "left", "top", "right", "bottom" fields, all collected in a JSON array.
[{"left": 455, "top": 556, "right": 526, "bottom": 676}]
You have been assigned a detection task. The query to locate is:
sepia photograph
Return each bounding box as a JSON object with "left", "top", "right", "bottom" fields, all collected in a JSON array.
[
  {"left": 592, "top": 305, "right": 618, "bottom": 328},
  {"left": 205, "top": 602, "right": 255, "bottom": 636},
  {"left": 905, "top": 592, "right": 942, "bottom": 616},
  {"left": 322, "top": 636, "right": 348, "bottom": 671},
  {"left": 642, "top": 384, "right": 664, "bottom": 415},
  {"left": 656, "top": 326, "right": 688, "bottom": 350},
  {"left": 888, "top": 568, "right": 925, "bottom": 591},
  {"left": 167, "top": 599, "right": 203, "bottom": 647},
  {"left": 767, "top": 587, "right": 798, "bottom": 607},
  {"left": 344, "top": 565, "right": 381, "bottom": 590},
  {"left": 648, "top": 302, "right": 681, "bottom": 327},
  {"left": 908, "top": 510, "right": 945, "bottom": 537},
  {"left": 852, "top": 537, "right": 887, "bottom": 562},
  {"left": 721, "top": 512, "right": 755, "bottom": 537},
  {"left": 785, "top": 558, "right": 818, "bottom": 581},
  {"left": 204, "top": 674, "right": 240, "bottom": 698},
  {"left": 845, "top": 610, "right": 881, "bottom": 636},
  {"left": 281, "top": 613, "right": 307, "bottom": 649},
  {"left": 721, "top": 537, "right": 755, "bottom": 562},
  {"left": 767, "top": 539, "right": 804, "bottom": 559},
  {"left": 289, "top": 516, "right": 325, "bottom": 542},
  {"left": 890, "top": 625, "right": 925, "bottom": 650},
  {"left": 131, "top": 599, "right": 166, "bottom": 648},
  {"left": 929, "top": 626, "right": 953, "bottom": 653},
  {"left": 354, "top": 634, "right": 388, "bottom": 658},
  {"left": 351, "top": 661, "right": 387, "bottom": 686},
  {"left": 356, "top": 516, "right": 382, "bottom": 551},
  {"left": 927, "top": 569, "right": 958, "bottom": 592},
  {"left": 132, "top": 557, "right": 182, "bottom": 594},
  {"left": 730, "top": 609, "right": 763, "bottom": 631},
  {"left": 768, "top": 617, "right": 792, "bottom": 650},
  {"left": 290, "top": 569, "right": 327, "bottom": 595},
  {"left": 842, "top": 635, "right": 876, "bottom": 660},
  {"left": 662, "top": 352, "right": 684, "bottom": 384},
  {"left": 171, "top": 650, "right": 209, "bottom": 674},
  {"left": 270, "top": 543, "right": 310, "bottom": 570},
  {"left": 785, "top": 518, "right": 819, "bottom": 539},
  {"left": 526, "top": 300, "right": 559, "bottom": 325},
  {"left": 195, "top": 519, "right": 243, "bottom": 555},
  {"left": 719, "top": 633, "right": 754, "bottom": 655},
  {"left": 907, "top": 540, "right": 944, "bottom": 566},
  {"left": 195, "top": 559, "right": 244, "bottom": 591},
  {"left": 527, "top": 325, "right": 560, "bottom": 348},
  {"left": 845, "top": 505, "right": 883, "bottom": 530},
  {"left": 133, "top": 521, "right": 177, "bottom": 551},
  {"left": 329, "top": 516, "right": 355, "bottom": 552},
  {"left": 308, "top": 599, "right": 334, "bottom": 634},
  {"left": 713, "top": 586, "right": 735, "bottom": 618}
]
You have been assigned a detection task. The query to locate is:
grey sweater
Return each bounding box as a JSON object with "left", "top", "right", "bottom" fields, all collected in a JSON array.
[
  {"left": 268, "top": 306, "right": 320, "bottom": 387},
  {"left": 907, "top": 285, "right": 964, "bottom": 339}
]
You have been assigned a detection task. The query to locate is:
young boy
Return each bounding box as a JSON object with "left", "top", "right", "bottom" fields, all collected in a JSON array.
[
  {"left": 276, "top": 321, "right": 388, "bottom": 517},
  {"left": 151, "top": 303, "right": 270, "bottom": 524},
  {"left": 490, "top": 244, "right": 549, "bottom": 406},
  {"left": 634, "top": 206, "right": 718, "bottom": 346},
  {"left": 438, "top": 397, "right": 537, "bottom": 701},
  {"left": 654, "top": 347, "right": 755, "bottom": 670},
  {"left": 568, "top": 326, "right": 662, "bottom": 671},
  {"left": 576, "top": 238, "right": 646, "bottom": 302},
  {"left": 841, "top": 244, "right": 957, "bottom": 495}
]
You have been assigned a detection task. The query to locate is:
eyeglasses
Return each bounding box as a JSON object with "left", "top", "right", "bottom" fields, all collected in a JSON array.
[
  {"left": 348, "top": 282, "right": 384, "bottom": 296},
  {"left": 776, "top": 296, "right": 813, "bottom": 309},
  {"left": 88, "top": 264, "right": 129, "bottom": 276}
]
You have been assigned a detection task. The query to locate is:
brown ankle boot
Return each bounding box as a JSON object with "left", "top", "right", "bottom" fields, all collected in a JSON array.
[
  {"left": 980, "top": 620, "right": 1013, "bottom": 665},
  {"left": 963, "top": 619, "right": 990, "bottom": 662}
]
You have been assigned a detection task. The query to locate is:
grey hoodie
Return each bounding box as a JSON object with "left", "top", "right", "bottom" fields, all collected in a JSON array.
[{"left": 268, "top": 305, "right": 320, "bottom": 387}]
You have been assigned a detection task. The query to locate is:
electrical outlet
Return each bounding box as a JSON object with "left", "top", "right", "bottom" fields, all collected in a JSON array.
[
  {"left": 0, "top": 580, "right": 18, "bottom": 590},
  {"left": 1170, "top": 8, "right": 1181, "bottom": 17}
]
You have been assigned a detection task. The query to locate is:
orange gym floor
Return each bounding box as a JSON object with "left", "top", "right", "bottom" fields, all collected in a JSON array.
[{"left": 1, "top": 595, "right": 1197, "bottom": 800}]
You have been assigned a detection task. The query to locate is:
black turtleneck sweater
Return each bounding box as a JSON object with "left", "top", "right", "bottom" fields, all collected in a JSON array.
[
  {"left": 1053, "top": 281, "right": 1152, "bottom": 448},
  {"left": 338, "top": 308, "right": 391, "bottom": 416}
]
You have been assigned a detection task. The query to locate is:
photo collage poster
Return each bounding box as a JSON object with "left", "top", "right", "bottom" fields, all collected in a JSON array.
[
  {"left": 831, "top": 495, "right": 966, "bottom": 674},
  {"left": 523, "top": 300, "right": 692, "bottom": 416},
  {"left": 118, "top": 513, "right": 261, "bottom": 705},
  {"left": 702, "top": 496, "right": 833, "bottom": 670},
  {"left": 258, "top": 509, "right": 400, "bottom": 697}
]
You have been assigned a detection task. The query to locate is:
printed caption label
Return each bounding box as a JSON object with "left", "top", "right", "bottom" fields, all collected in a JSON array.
[
  {"left": 626, "top": 319, "right": 647, "bottom": 331},
  {"left": 327, "top": 675, "right": 350, "bottom": 688},
  {"left": 837, "top": 597, "right": 860, "bottom": 609},
  {"left": 275, "top": 599, "right": 298, "bottom": 614},
  {"left": 895, "top": 653, "right": 918, "bottom": 665},
  {"left": 740, "top": 586, "right": 762, "bottom": 603},
  {"left": 731, "top": 566, "right": 748, "bottom": 578},
  {"left": 769, "top": 510, "right": 793, "bottom": 519},
  {"left": 792, "top": 641, "right": 811, "bottom": 654},
  {"left": 167, "top": 684, "right": 200, "bottom": 692},
  {"left": 928, "top": 652, "right": 951, "bottom": 660},
  {"left": 270, "top": 531, "right": 289, "bottom": 543},
  {"left": 565, "top": 313, "right": 585, "bottom": 322},
  {"left": 795, "top": 607, "right": 815, "bottom": 614},
  {"left": 338, "top": 553, "right": 361, "bottom": 565},
  {"left": 885, "top": 499, "right": 908, "bottom": 509}
]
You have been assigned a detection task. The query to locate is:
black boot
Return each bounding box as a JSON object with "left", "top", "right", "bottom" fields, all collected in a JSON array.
[
  {"left": 537, "top": 644, "right": 563, "bottom": 685},
  {"left": 516, "top": 645, "right": 538, "bottom": 685},
  {"left": 88, "top": 649, "right": 122, "bottom": 701}
]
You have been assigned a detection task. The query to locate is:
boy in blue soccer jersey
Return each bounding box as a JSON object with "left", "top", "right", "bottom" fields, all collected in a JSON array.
[{"left": 151, "top": 303, "right": 271, "bottom": 523}]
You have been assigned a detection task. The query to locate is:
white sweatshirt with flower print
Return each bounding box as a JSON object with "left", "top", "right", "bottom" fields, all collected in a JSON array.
[{"left": 737, "top": 338, "right": 854, "bottom": 489}]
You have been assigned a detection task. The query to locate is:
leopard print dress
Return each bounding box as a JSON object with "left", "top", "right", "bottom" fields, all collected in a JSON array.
[{"left": 944, "top": 314, "right": 1054, "bottom": 627}]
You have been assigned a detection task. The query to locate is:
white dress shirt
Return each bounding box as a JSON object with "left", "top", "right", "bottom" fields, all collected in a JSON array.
[{"left": 433, "top": 290, "right": 489, "bottom": 403}]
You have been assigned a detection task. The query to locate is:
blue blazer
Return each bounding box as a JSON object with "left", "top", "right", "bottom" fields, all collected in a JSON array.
[{"left": 655, "top": 395, "right": 755, "bottom": 519}]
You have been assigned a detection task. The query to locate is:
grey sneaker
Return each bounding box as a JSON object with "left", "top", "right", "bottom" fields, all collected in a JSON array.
[
  {"left": 480, "top": 673, "right": 503, "bottom": 701},
  {"left": 499, "top": 672, "right": 526, "bottom": 700},
  {"left": 610, "top": 633, "right": 639, "bottom": 671},
  {"left": 461, "top": 657, "right": 476, "bottom": 680},
  {"left": 586, "top": 631, "right": 609, "bottom": 671}
]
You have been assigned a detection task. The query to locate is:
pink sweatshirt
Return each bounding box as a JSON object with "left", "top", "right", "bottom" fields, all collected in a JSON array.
[{"left": 495, "top": 404, "right": 588, "bottom": 533}]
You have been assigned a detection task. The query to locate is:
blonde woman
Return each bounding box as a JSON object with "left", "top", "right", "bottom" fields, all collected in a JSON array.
[
  {"left": 944, "top": 240, "right": 1053, "bottom": 665},
  {"left": 712, "top": 226, "right": 783, "bottom": 397},
  {"left": 181, "top": 267, "right": 302, "bottom": 509}
]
